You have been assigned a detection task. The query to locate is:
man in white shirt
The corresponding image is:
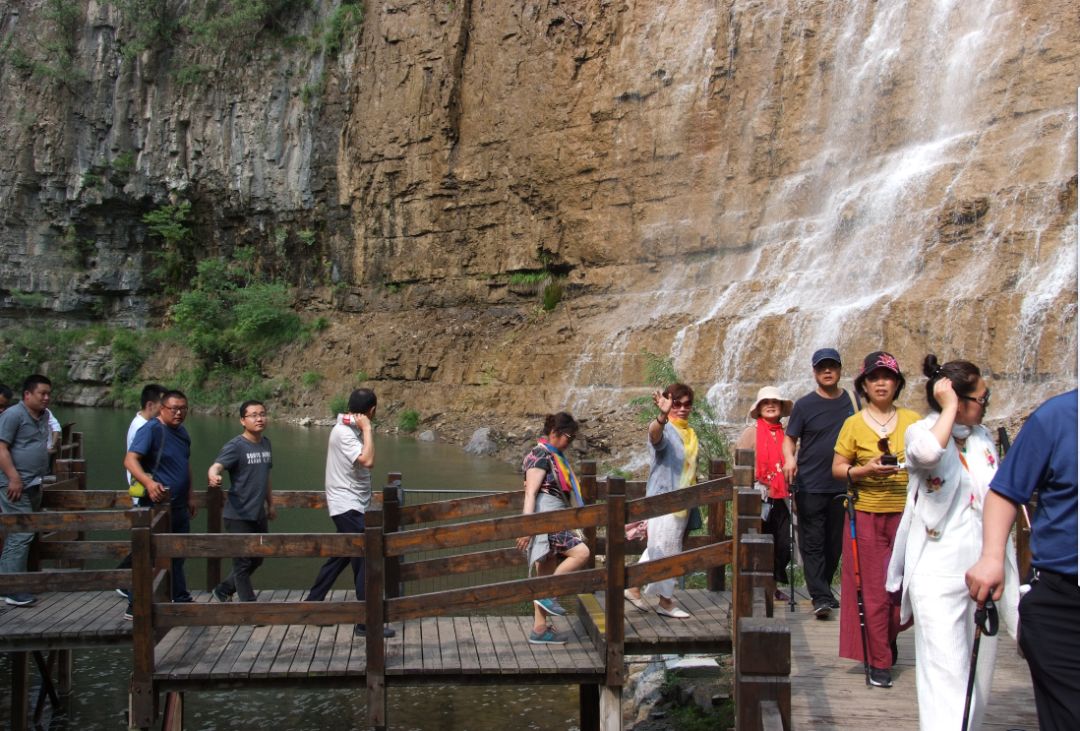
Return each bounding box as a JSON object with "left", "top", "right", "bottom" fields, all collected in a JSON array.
[
  {"left": 305, "top": 388, "right": 395, "bottom": 638},
  {"left": 124, "top": 384, "right": 165, "bottom": 485}
]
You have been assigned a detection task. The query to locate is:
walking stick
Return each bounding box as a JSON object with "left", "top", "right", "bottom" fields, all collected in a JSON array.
[
  {"left": 787, "top": 494, "right": 797, "bottom": 612},
  {"left": 842, "top": 485, "right": 871, "bottom": 686},
  {"left": 961, "top": 598, "right": 999, "bottom": 731}
]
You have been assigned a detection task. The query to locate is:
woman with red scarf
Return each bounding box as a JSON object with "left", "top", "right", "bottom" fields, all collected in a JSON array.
[{"left": 736, "top": 386, "right": 795, "bottom": 601}]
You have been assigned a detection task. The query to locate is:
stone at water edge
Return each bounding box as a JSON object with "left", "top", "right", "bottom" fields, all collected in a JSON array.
[{"left": 463, "top": 427, "right": 497, "bottom": 456}]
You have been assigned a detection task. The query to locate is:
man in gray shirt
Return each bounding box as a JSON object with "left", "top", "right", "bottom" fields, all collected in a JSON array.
[
  {"left": 208, "top": 400, "right": 275, "bottom": 602},
  {"left": 0, "top": 375, "right": 54, "bottom": 607}
]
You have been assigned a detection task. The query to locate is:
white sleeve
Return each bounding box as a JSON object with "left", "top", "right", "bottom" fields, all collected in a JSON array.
[{"left": 904, "top": 419, "right": 945, "bottom": 470}]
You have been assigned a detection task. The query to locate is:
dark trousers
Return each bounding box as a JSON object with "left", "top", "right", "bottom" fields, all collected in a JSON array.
[
  {"left": 762, "top": 498, "right": 792, "bottom": 584},
  {"left": 306, "top": 510, "right": 365, "bottom": 601},
  {"left": 216, "top": 516, "right": 268, "bottom": 602},
  {"left": 795, "top": 490, "right": 846, "bottom": 604},
  {"left": 119, "top": 497, "right": 191, "bottom": 602},
  {"left": 1018, "top": 570, "right": 1080, "bottom": 731}
]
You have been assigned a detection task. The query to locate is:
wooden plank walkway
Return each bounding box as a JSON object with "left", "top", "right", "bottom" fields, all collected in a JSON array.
[
  {"left": 786, "top": 596, "right": 1038, "bottom": 730},
  {"left": 0, "top": 590, "right": 131, "bottom": 652},
  {"left": 152, "top": 591, "right": 607, "bottom": 689},
  {"left": 577, "top": 589, "right": 733, "bottom": 656}
]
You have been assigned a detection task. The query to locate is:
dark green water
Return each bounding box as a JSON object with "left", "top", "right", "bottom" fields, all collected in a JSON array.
[{"left": 6, "top": 407, "right": 583, "bottom": 730}]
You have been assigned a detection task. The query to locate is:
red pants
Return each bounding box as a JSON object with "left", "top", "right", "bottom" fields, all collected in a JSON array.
[{"left": 839, "top": 510, "right": 910, "bottom": 668}]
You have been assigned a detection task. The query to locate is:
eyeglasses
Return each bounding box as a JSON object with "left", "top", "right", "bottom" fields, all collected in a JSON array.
[
  {"left": 671, "top": 400, "right": 693, "bottom": 409},
  {"left": 558, "top": 431, "right": 576, "bottom": 443},
  {"left": 163, "top": 405, "right": 188, "bottom": 413},
  {"left": 960, "top": 390, "right": 991, "bottom": 407},
  {"left": 243, "top": 412, "right": 268, "bottom": 420}
]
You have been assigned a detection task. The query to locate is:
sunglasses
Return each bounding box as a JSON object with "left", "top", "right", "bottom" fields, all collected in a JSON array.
[
  {"left": 671, "top": 400, "right": 693, "bottom": 409},
  {"left": 877, "top": 437, "right": 894, "bottom": 456},
  {"left": 559, "top": 431, "right": 576, "bottom": 443},
  {"left": 960, "top": 389, "right": 991, "bottom": 407}
]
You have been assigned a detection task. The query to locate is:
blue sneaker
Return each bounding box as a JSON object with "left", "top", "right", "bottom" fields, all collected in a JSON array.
[
  {"left": 4, "top": 593, "right": 35, "bottom": 607},
  {"left": 534, "top": 598, "right": 567, "bottom": 616},
  {"left": 528, "top": 627, "right": 567, "bottom": 645}
]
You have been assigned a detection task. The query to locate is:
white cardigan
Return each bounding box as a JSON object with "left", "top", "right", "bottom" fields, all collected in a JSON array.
[{"left": 886, "top": 413, "right": 1019, "bottom": 634}]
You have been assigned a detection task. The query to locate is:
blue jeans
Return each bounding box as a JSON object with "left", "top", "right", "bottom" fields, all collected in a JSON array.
[
  {"left": 216, "top": 516, "right": 268, "bottom": 602},
  {"left": 306, "top": 510, "right": 365, "bottom": 601},
  {"left": 0, "top": 485, "right": 42, "bottom": 576}
]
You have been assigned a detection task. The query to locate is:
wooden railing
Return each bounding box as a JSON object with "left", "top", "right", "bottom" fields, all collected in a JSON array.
[
  {"left": 126, "top": 462, "right": 738, "bottom": 730},
  {"left": 730, "top": 448, "right": 791, "bottom": 731}
]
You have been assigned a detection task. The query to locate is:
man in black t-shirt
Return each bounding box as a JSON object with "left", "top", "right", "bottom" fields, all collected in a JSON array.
[
  {"left": 782, "top": 348, "right": 857, "bottom": 618},
  {"left": 207, "top": 400, "right": 275, "bottom": 602}
]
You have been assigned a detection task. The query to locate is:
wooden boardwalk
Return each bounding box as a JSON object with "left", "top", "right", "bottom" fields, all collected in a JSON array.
[
  {"left": 0, "top": 590, "right": 131, "bottom": 652},
  {"left": 786, "top": 596, "right": 1038, "bottom": 730},
  {"left": 578, "top": 589, "right": 733, "bottom": 656},
  {"left": 152, "top": 589, "right": 731, "bottom": 689}
]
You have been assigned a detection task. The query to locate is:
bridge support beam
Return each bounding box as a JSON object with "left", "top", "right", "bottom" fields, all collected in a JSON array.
[{"left": 599, "top": 685, "right": 622, "bottom": 731}]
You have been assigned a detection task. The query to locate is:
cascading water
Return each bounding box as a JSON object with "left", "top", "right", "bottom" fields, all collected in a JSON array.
[{"left": 566, "top": 0, "right": 1077, "bottom": 429}]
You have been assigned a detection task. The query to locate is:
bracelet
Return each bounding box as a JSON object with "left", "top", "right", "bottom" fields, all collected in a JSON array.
[
  {"left": 656, "top": 415, "right": 668, "bottom": 425},
  {"left": 847, "top": 466, "right": 855, "bottom": 482}
]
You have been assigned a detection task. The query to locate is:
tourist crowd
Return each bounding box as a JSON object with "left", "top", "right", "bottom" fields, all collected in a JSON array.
[{"left": 0, "top": 347, "right": 1075, "bottom": 729}]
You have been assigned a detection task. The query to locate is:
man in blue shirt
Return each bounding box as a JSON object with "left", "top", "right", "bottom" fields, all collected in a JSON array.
[
  {"left": 124, "top": 390, "right": 196, "bottom": 607},
  {"left": 967, "top": 389, "right": 1078, "bottom": 730}
]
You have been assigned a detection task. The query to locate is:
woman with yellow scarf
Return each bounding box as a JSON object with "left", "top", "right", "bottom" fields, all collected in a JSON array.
[{"left": 624, "top": 383, "right": 698, "bottom": 619}]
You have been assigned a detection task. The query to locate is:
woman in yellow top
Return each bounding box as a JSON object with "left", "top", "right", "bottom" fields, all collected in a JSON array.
[{"left": 832, "top": 351, "right": 920, "bottom": 689}]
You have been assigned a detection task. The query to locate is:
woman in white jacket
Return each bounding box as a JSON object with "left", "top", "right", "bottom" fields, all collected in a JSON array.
[{"left": 887, "top": 355, "right": 1018, "bottom": 730}]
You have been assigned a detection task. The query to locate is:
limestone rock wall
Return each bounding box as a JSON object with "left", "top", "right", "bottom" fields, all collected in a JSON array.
[{"left": 0, "top": 0, "right": 1076, "bottom": 433}]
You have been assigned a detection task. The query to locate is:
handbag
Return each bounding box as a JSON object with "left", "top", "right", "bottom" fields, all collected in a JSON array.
[{"left": 129, "top": 422, "right": 166, "bottom": 498}]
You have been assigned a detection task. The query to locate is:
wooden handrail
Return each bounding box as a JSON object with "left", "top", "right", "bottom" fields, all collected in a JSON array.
[{"left": 126, "top": 463, "right": 741, "bottom": 731}]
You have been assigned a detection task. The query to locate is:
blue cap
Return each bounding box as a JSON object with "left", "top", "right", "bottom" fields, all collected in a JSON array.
[{"left": 811, "top": 348, "right": 842, "bottom": 367}]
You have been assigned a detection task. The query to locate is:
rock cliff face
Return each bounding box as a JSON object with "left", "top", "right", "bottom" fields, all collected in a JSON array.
[{"left": 0, "top": 0, "right": 1076, "bottom": 451}]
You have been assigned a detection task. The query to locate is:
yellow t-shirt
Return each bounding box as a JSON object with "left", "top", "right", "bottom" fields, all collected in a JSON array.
[{"left": 834, "top": 408, "right": 921, "bottom": 513}]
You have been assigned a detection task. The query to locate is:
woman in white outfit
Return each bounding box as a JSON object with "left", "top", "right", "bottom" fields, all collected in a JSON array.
[{"left": 887, "top": 355, "right": 1018, "bottom": 730}]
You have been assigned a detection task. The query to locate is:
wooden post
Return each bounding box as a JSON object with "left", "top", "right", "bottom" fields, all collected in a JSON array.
[
  {"left": 205, "top": 482, "right": 224, "bottom": 591},
  {"left": 579, "top": 460, "right": 598, "bottom": 570},
  {"left": 129, "top": 509, "right": 156, "bottom": 730},
  {"left": 579, "top": 684, "right": 599, "bottom": 731},
  {"left": 383, "top": 474, "right": 402, "bottom": 599},
  {"left": 11, "top": 651, "right": 29, "bottom": 731},
  {"left": 707, "top": 458, "right": 728, "bottom": 591},
  {"left": 736, "top": 615, "right": 791, "bottom": 731},
  {"left": 365, "top": 509, "right": 387, "bottom": 731},
  {"left": 602, "top": 475, "right": 625, "bottom": 731}
]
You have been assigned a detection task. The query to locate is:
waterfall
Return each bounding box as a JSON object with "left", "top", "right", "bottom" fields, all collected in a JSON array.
[
  {"left": 565, "top": 0, "right": 1077, "bottom": 428},
  {"left": 561, "top": 0, "right": 1075, "bottom": 427}
]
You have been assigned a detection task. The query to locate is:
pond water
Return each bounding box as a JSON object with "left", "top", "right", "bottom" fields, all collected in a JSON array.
[{"left": 4, "top": 407, "right": 583, "bottom": 731}]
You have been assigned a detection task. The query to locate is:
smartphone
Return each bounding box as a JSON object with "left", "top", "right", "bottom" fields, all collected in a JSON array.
[{"left": 881, "top": 454, "right": 898, "bottom": 466}]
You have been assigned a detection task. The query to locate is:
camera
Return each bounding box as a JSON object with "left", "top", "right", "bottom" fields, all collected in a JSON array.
[{"left": 881, "top": 454, "right": 898, "bottom": 467}]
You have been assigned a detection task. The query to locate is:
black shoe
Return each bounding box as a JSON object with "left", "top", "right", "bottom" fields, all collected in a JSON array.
[
  {"left": 123, "top": 603, "right": 134, "bottom": 621},
  {"left": 812, "top": 600, "right": 832, "bottom": 619},
  {"left": 211, "top": 587, "right": 231, "bottom": 602},
  {"left": 354, "top": 624, "right": 396, "bottom": 638},
  {"left": 869, "top": 667, "right": 893, "bottom": 688},
  {"left": 828, "top": 597, "right": 840, "bottom": 609}
]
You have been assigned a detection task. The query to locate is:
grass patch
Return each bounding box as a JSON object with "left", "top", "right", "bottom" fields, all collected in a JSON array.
[{"left": 397, "top": 409, "right": 420, "bottom": 433}]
